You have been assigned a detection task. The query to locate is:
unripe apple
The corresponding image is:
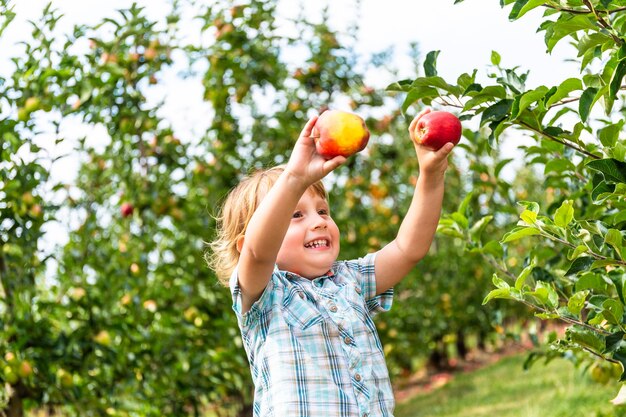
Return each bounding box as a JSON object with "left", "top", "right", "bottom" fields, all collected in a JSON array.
[
  {"left": 312, "top": 110, "right": 370, "bottom": 159},
  {"left": 3, "top": 365, "right": 17, "bottom": 384},
  {"left": 18, "top": 360, "right": 33, "bottom": 378},
  {"left": 24, "top": 97, "right": 41, "bottom": 113},
  {"left": 94, "top": 330, "right": 111, "bottom": 346},
  {"left": 121, "top": 202, "right": 134, "bottom": 218},
  {"left": 144, "top": 47, "right": 158, "bottom": 61},
  {"left": 56, "top": 368, "right": 74, "bottom": 388},
  {"left": 413, "top": 110, "right": 462, "bottom": 150}
]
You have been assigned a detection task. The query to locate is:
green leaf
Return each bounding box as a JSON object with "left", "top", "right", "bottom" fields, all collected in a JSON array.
[
  {"left": 510, "top": 86, "right": 549, "bottom": 120},
  {"left": 501, "top": 227, "right": 541, "bottom": 243},
  {"left": 567, "top": 326, "right": 606, "bottom": 352},
  {"left": 568, "top": 244, "right": 588, "bottom": 261},
  {"left": 592, "top": 259, "right": 622, "bottom": 270},
  {"left": 545, "top": 14, "right": 597, "bottom": 53},
  {"left": 529, "top": 281, "right": 558, "bottom": 308},
  {"left": 610, "top": 274, "right": 626, "bottom": 305},
  {"left": 469, "top": 215, "right": 493, "bottom": 242},
  {"left": 401, "top": 85, "right": 439, "bottom": 112},
  {"left": 579, "top": 86, "right": 599, "bottom": 122},
  {"left": 491, "top": 50, "right": 501, "bottom": 66},
  {"left": 554, "top": 199, "right": 574, "bottom": 228},
  {"left": 457, "top": 70, "right": 477, "bottom": 90},
  {"left": 494, "top": 158, "right": 513, "bottom": 177},
  {"left": 545, "top": 78, "right": 583, "bottom": 107},
  {"left": 591, "top": 179, "right": 616, "bottom": 203},
  {"left": 411, "top": 76, "right": 461, "bottom": 94},
  {"left": 597, "top": 120, "right": 624, "bottom": 148},
  {"left": 518, "top": 201, "right": 539, "bottom": 213},
  {"left": 493, "top": 273, "right": 510, "bottom": 289},
  {"left": 603, "top": 299, "right": 624, "bottom": 325},
  {"left": 424, "top": 50, "right": 440, "bottom": 77},
  {"left": 482, "top": 288, "right": 514, "bottom": 304},
  {"left": 612, "top": 348, "right": 626, "bottom": 382},
  {"left": 463, "top": 85, "right": 507, "bottom": 111},
  {"left": 508, "top": 0, "right": 545, "bottom": 20},
  {"left": 605, "top": 331, "right": 625, "bottom": 354},
  {"left": 451, "top": 212, "right": 469, "bottom": 229},
  {"left": 577, "top": 33, "right": 612, "bottom": 58},
  {"left": 609, "top": 59, "right": 626, "bottom": 99},
  {"left": 576, "top": 273, "right": 610, "bottom": 293},
  {"left": 605, "top": 229, "right": 624, "bottom": 260},
  {"left": 567, "top": 290, "right": 589, "bottom": 317},
  {"left": 565, "top": 256, "right": 594, "bottom": 276},
  {"left": 458, "top": 191, "right": 474, "bottom": 217},
  {"left": 515, "top": 262, "right": 536, "bottom": 291},
  {"left": 544, "top": 158, "right": 575, "bottom": 176},
  {"left": 520, "top": 209, "right": 538, "bottom": 225},
  {"left": 480, "top": 99, "right": 513, "bottom": 126},
  {"left": 587, "top": 158, "right": 626, "bottom": 183},
  {"left": 482, "top": 240, "right": 504, "bottom": 258},
  {"left": 385, "top": 79, "right": 413, "bottom": 92}
]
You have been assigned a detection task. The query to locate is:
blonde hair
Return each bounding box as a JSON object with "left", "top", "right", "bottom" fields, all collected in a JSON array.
[{"left": 207, "top": 165, "right": 328, "bottom": 286}]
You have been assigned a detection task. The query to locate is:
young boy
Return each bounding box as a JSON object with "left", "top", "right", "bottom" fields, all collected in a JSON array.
[{"left": 209, "top": 110, "right": 454, "bottom": 416}]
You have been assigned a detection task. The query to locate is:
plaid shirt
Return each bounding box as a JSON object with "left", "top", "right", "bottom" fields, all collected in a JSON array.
[{"left": 230, "top": 253, "right": 395, "bottom": 417}]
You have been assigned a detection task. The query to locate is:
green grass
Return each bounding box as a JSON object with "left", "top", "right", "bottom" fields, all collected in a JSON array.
[{"left": 395, "top": 354, "right": 626, "bottom": 417}]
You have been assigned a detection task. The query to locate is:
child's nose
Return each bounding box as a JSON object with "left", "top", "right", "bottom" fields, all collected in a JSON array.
[{"left": 312, "top": 216, "right": 327, "bottom": 230}]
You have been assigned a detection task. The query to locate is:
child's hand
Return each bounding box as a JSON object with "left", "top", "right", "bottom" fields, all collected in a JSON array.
[
  {"left": 409, "top": 109, "right": 454, "bottom": 181},
  {"left": 285, "top": 116, "right": 346, "bottom": 186}
]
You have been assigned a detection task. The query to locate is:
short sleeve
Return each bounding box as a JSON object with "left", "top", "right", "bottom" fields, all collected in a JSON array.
[
  {"left": 341, "top": 252, "right": 393, "bottom": 316},
  {"left": 229, "top": 267, "right": 275, "bottom": 328}
]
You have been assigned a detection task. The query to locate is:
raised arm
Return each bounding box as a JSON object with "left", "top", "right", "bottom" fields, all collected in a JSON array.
[
  {"left": 237, "top": 117, "right": 345, "bottom": 313},
  {"left": 374, "top": 112, "right": 454, "bottom": 294}
]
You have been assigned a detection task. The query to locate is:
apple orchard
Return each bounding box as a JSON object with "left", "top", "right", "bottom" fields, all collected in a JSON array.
[{"left": 2, "top": 0, "right": 626, "bottom": 416}]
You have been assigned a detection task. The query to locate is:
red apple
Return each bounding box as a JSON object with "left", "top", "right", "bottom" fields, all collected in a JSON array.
[
  {"left": 413, "top": 111, "right": 462, "bottom": 150},
  {"left": 312, "top": 110, "right": 370, "bottom": 158},
  {"left": 120, "top": 202, "right": 134, "bottom": 218}
]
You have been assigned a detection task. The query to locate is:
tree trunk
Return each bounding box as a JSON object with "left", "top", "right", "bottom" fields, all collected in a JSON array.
[
  {"left": 5, "top": 388, "right": 24, "bottom": 417},
  {"left": 236, "top": 403, "right": 253, "bottom": 417},
  {"left": 428, "top": 337, "right": 449, "bottom": 370},
  {"left": 456, "top": 330, "right": 468, "bottom": 360}
]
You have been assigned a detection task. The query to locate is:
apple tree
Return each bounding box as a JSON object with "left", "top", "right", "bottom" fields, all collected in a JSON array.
[
  {"left": 394, "top": 0, "right": 626, "bottom": 393},
  {"left": 0, "top": 0, "right": 534, "bottom": 415}
]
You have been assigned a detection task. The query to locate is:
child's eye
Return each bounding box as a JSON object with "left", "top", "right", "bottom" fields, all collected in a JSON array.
[
  {"left": 292, "top": 211, "right": 303, "bottom": 219},
  {"left": 318, "top": 209, "right": 329, "bottom": 216}
]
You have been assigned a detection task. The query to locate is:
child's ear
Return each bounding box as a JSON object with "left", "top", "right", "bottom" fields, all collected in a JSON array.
[{"left": 236, "top": 236, "right": 245, "bottom": 253}]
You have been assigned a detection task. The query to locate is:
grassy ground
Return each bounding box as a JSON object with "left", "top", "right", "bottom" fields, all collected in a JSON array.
[{"left": 395, "top": 353, "right": 626, "bottom": 417}]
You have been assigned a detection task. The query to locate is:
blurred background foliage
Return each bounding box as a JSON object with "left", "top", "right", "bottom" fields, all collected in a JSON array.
[{"left": 0, "top": 0, "right": 594, "bottom": 416}]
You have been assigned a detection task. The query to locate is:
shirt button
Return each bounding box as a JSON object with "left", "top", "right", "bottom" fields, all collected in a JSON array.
[
  {"left": 355, "top": 373, "right": 362, "bottom": 382},
  {"left": 298, "top": 292, "right": 305, "bottom": 299},
  {"left": 344, "top": 337, "right": 353, "bottom": 345},
  {"left": 329, "top": 304, "right": 338, "bottom": 312},
  {"left": 355, "top": 286, "right": 362, "bottom": 294}
]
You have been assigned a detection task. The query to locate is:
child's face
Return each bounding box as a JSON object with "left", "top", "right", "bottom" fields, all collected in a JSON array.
[{"left": 276, "top": 189, "right": 340, "bottom": 279}]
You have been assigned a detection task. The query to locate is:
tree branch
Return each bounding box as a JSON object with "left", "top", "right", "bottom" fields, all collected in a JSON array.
[
  {"left": 518, "top": 121, "right": 602, "bottom": 160},
  {"left": 544, "top": 4, "right": 626, "bottom": 16}
]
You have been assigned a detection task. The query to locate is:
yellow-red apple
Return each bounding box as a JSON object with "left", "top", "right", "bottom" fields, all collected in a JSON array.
[{"left": 312, "top": 110, "right": 370, "bottom": 158}]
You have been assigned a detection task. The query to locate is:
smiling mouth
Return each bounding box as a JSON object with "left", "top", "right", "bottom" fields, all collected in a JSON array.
[{"left": 304, "top": 239, "right": 329, "bottom": 249}]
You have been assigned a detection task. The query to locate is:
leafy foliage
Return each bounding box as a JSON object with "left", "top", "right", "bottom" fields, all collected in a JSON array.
[
  {"left": 399, "top": 0, "right": 626, "bottom": 397},
  {"left": 0, "top": 0, "right": 539, "bottom": 415}
]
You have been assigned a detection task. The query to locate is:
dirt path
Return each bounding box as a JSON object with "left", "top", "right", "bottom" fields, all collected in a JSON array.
[{"left": 393, "top": 341, "right": 534, "bottom": 403}]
